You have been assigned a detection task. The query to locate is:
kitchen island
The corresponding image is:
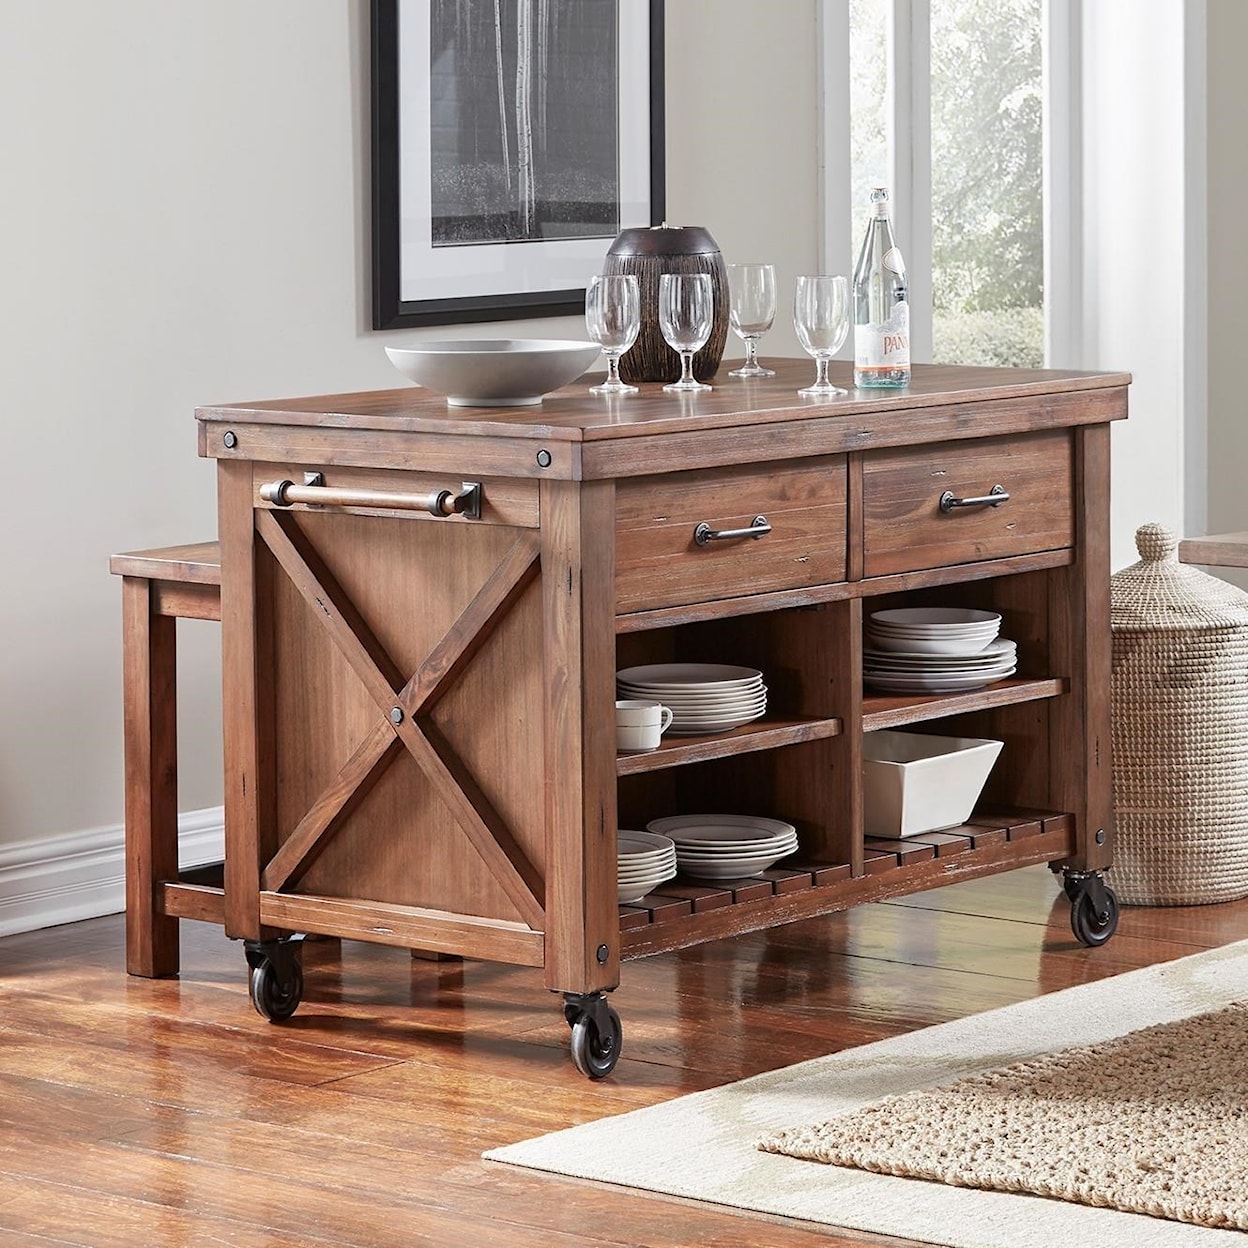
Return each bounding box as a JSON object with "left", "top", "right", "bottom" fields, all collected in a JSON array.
[{"left": 193, "top": 359, "right": 1128, "bottom": 1077}]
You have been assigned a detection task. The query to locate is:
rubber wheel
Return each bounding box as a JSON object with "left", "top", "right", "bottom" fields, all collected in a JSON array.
[
  {"left": 1070, "top": 886, "right": 1120, "bottom": 947},
  {"left": 569, "top": 1006, "right": 622, "bottom": 1079},
  {"left": 249, "top": 958, "right": 304, "bottom": 1022}
]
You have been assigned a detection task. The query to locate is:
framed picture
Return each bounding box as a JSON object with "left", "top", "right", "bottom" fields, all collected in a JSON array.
[{"left": 371, "top": 0, "right": 665, "bottom": 330}]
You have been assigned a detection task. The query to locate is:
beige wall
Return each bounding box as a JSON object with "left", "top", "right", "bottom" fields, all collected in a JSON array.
[{"left": 0, "top": 0, "right": 821, "bottom": 853}]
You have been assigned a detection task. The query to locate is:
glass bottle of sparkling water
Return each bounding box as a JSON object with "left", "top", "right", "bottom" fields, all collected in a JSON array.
[{"left": 853, "top": 187, "right": 910, "bottom": 388}]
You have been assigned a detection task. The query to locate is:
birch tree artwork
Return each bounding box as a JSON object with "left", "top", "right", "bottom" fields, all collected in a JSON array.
[{"left": 430, "top": 0, "right": 620, "bottom": 246}]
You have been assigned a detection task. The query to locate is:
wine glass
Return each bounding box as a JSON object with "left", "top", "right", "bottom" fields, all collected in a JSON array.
[
  {"left": 793, "top": 275, "right": 850, "bottom": 397},
  {"left": 658, "top": 273, "right": 714, "bottom": 393},
  {"left": 585, "top": 274, "right": 640, "bottom": 394},
  {"left": 727, "top": 263, "right": 777, "bottom": 377}
]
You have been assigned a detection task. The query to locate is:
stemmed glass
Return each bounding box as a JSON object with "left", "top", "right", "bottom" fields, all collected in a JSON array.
[
  {"left": 727, "top": 263, "right": 777, "bottom": 377},
  {"left": 659, "top": 273, "right": 714, "bottom": 393},
  {"left": 793, "top": 275, "right": 850, "bottom": 397},
  {"left": 585, "top": 274, "right": 640, "bottom": 394}
]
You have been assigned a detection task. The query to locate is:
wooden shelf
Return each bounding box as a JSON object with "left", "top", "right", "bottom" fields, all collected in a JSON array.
[
  {"left": 615, "top": 716, "right": 841, "bottom": 776},
  {"left": 619, "top": 807, "right": 1074, "bottom": 958},
  {"left": 862, "top": 676, "right": 1068, "bottom": 731}
]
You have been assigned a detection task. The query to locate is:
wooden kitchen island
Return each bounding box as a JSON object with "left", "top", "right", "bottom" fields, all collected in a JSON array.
[{"left": 194, "top": 359, "right": 1128, "bottom": 1077}]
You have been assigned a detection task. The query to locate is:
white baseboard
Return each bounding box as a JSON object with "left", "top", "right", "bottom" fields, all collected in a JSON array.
[{"left": 0, "top": 806, "right": 224, "bottom": 938}]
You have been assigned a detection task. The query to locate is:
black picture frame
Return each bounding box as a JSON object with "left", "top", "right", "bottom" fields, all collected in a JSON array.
[{"left": 370, "top": 0, "right": 665, "bottom": 330}]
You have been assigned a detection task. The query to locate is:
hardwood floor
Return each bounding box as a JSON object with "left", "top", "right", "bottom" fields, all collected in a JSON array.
[{"left": 2, "top": 865, "right": 1244, "bottom": 1247}]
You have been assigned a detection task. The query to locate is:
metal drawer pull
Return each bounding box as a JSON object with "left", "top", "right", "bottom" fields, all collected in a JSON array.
[
  {"left": 939, "top": 484, "right": 1009, "bottom": 514},
  {"left": 260, "top": 475, "right": 482, "bottom": 520},
  {"left": 693, "top": 515, "right": 771, "bottom": 546}
]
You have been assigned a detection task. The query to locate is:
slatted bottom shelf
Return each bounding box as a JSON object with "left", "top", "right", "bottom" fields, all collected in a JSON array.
[{"left": 618, "top": 808, "right": 1075, "bottom": 959}]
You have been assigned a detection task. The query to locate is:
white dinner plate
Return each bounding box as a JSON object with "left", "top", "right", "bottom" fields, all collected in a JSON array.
[
  {"left": 870, "top": 608, "right": 1001, "bottom": 628},
  {"left": 615, "top": 663, "right": 764, "bottom": 689},
  {"left": 649, "top": 814, "right": 797, "bottom": 836},
  {"left": 864, "top": 668, "right": 1016, "bottom": 693}
]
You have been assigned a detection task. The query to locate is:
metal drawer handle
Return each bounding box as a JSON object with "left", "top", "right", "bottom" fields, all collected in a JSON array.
[
  {"left": 693, "top": 515, "right": 772, "bottom": 546},
  {"left": 939, "top": 484, "right": 1009, "bottom": 514},
  {"left": 259, "top": 474, "right": 482, "bottom": 520}
]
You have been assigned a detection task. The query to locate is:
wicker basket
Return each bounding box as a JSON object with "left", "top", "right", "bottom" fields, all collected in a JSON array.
[{"left": 1110, "top": 523, "right": 1248, "bottom": 904}]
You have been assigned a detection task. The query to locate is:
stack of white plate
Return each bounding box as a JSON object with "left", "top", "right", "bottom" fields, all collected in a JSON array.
[
  {"left": 864, "top": 608, "right": 1016, "bottom": 693},
  {"left": 617, "top": 829, "right": 677, "bottom": 904},
  {"left": 646, "top": 814, "right": 798, "bottom": 881},
  {"left": 615, "top": 664, "right": 767, "bottom": 736}
]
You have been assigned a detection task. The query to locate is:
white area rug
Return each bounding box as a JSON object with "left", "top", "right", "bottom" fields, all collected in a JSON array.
[{"left": 486, "top": 941, "right": 1248, "bottom": 1247}]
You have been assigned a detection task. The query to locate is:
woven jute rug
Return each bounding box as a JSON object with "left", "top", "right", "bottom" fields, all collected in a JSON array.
[
  {"left": 759, "top": 1001, "right": 1248, "bottom": 1232},
  {"left": 486, "top": 938, "right": 1248, "bottom": 1247}
]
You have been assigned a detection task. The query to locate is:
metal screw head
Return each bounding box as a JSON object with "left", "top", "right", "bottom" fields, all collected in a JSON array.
[
  {"left": 596, "top": 944, "right": 609, "bottom": 964},
  {"left": 223, "top": 431, "right": 238, "bottom": 449},
  {"left": 1095, "top": 828, "right": 1106, "bottom": 845},
  {"left": 389, "top": 706, "right": 404, "bottom": 725},
  {"left": 536, "top": 449, "right": 552, "bottom": 468}
]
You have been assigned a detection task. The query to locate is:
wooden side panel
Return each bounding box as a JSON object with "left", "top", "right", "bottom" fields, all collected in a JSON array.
[
  {"left": 541, "top": 478, "right": 619, "bottom": 994},
  {"left": 862, "top": 430, "right": 1074, "bottom": 577},
  {"left": 615, "top": 457, "right": 847, "bottom": 612},
  {"left": 268, "top": 512, "right": 547, "bottom": 923}
]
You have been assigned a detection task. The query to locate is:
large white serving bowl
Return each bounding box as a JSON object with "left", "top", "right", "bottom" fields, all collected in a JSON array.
[{"left": 385, "top": 339, "right": 601, "bottom": 406}]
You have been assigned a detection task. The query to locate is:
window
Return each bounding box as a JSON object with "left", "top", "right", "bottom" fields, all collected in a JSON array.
[{"left": 846, "top": 0, "right": 1053, "bottom": 368}]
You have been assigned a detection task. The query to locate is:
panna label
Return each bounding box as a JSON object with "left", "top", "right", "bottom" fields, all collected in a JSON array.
[{"left": 855, "top": 300, "right": 910, "bottom": 367}]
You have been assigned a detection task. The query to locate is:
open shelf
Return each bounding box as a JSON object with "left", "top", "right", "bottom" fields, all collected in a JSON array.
[
  {"left": 615, "top": 715, "right": 841, "bottom": 776},
  {"left": 618, "top": 806, "right": 1074, "bottom": 958},
  {"left": 862, "top": 676, "right": 1068, "bottom": 731}
]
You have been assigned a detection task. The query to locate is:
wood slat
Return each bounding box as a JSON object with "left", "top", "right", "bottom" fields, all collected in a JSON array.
[{"left": 864, "top": 837, "right": 937, "bottom": 866}]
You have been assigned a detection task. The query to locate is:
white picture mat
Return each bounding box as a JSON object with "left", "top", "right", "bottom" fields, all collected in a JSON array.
[{"left": 397, "top": 0, "right": 653, "bottom": 303}]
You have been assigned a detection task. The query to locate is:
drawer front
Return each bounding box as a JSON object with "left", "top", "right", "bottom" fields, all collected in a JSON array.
[
  {"left": 615, "top": 456, "right": 848, "bottom": 613},
  {"left": 862, "top": 430, "right": 1073, "bottom": 577}
]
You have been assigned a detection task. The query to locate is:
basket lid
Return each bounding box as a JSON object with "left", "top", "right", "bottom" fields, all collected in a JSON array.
[{"left": 1111, "top": 523, "right": 1248, "bottom": 631}]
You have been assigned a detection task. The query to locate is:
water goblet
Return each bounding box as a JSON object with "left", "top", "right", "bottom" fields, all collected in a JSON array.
[
  {"left": 727, "top": 263, "right": 777, "bottom": 377},
  {"left": 793, "top": 275, "right": 850, "bottom": 397},
  {"left": 585, "top": 274, "right": 640, "bottom": 395},
  {"left": 658, "top": 272, "right": 714, "bottom": 393}
]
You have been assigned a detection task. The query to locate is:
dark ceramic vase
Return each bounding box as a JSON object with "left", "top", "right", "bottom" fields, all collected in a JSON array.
[{"left": 603, "top": 225, "right": 729, "bottom": 384}]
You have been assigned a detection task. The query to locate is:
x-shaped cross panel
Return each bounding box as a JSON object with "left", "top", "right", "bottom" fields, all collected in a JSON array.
[{"left": 254, "top": 508, "right": 545, "bottom": 929}]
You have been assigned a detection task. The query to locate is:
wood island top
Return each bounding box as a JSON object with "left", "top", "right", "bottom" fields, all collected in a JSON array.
[
  {"left": 197, "top": 360, "right": 1130, "bottom": 441},
  {"left": 196, "top": 359, "right": 1130, "bottom": 480}
]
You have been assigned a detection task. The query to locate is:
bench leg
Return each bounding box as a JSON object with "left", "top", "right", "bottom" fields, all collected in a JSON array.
[{"left": 122, "top": 576, "right": 181, "bottom": 977}]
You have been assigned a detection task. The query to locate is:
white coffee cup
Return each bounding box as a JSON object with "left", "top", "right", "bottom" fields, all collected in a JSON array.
[{"left": 616, "top": 700, "right": 674, "bottom": 752}]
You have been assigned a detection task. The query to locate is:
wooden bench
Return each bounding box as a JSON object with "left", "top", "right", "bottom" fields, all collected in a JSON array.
[{"left": 110, "top": 542, "right": 224, "bottom": 977}]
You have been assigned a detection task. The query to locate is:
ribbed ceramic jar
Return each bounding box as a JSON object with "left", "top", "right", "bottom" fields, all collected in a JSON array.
[
  {"left": 1110, "top": 523, "right": 1248, "bottom": 904},
  {"left": 603, "top": 224, "right": 729, "bottom": 383}
]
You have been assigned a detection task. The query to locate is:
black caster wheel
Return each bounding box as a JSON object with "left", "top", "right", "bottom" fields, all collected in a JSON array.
[
  {"left": 1062, "top": 873, "right": 1082, "bottom": 903},
  {"left": 245, "top": 940, "right": 304, "bottom": 1021},
  {"left": 1070, "top": 885, "right": 1119, "bottom": 947},
  {"left": 569, "top": 1005, "right": 622, "bottom": 1080}
]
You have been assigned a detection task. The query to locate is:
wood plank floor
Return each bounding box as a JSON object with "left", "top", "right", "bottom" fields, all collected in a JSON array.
[{"left": 2, "top": 865, "right": 1245, "bottom": 1247}]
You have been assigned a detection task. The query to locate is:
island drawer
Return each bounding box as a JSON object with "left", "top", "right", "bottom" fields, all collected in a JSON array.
[
  {"left": 615, "top": 456, "right": 848, "bottom": 613},
  {"left": 861, "top": 430, "right": 1074, "bottom": 578}
]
